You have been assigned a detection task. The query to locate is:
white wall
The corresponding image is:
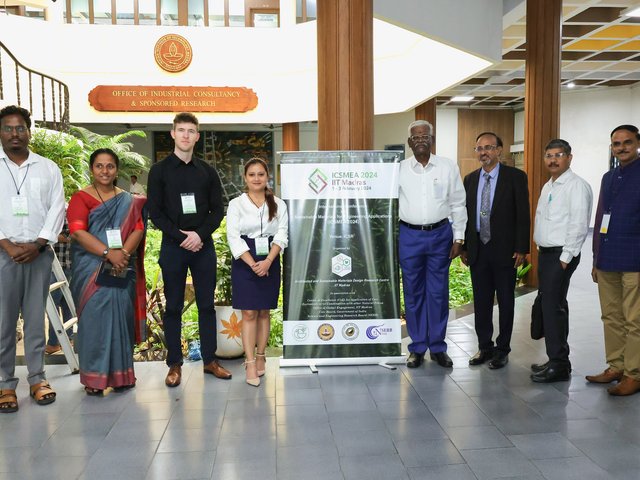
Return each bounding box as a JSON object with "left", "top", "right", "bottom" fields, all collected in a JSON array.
[{"left": 512, "top": 84, "right": 640, "bottom": 224}]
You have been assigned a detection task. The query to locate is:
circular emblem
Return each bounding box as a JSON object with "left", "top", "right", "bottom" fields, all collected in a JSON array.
[
  {"left": 342, "top": 323, "right": 359, "bottom": 341},
  {"left": 292, "top": 324, "right": 309, "bottom": 342},
  {"left": 317, "top": 323, "right": 335, "bottom": 341},
  {"left": 154, "top": 34, "right": 193, "bottom": 73}
]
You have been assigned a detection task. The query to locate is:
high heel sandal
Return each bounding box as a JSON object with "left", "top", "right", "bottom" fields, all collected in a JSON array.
[
  {"left": 243, "top": 359, "right": 260, "bottom": 387},
  {"left": 255, "top": 352, "right": 266, "bottom": 377}
]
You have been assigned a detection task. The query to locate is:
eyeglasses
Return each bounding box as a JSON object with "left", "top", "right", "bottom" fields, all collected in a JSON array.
[
  {"left": 410, "top": 134, "right": 431, "bottom": 142},
  {"left": 544, "top": 152, "right": 568, "bottom": 159},
  {"left": 1, "top": 125, "right": 28, "bottom": 134},
  {"left": 474, "top": 145, "right": 498, "bottom": 153}
]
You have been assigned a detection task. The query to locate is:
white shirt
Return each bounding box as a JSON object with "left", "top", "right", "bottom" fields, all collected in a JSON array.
[
  {"left": 534, "top": 168, "right": 593, "bottom": 264},
  {"left": 129, "top": 182, "right": 146, "bottom": 195},
  {"left": 0, "top": 149, "right": 65, "bottom": 244},
  {"left": 398, "top": 154, "right": 467, "bottom": 240},
  {"left": 226, "top": 193, "right": 289, "bottom": 259}
]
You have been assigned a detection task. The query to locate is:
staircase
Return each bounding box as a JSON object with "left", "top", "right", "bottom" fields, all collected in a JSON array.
[{"left": 0, "top": 41, "right": 69, "bottom": 131}]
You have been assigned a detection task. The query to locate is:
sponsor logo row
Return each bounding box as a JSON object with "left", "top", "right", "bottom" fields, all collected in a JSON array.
[{"left": 292, "top": 322, "right": 394, "bottom": 342}]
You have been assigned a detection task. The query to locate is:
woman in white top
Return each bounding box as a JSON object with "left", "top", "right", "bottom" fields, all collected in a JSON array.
[{"left": 226, "top": 158, "right": 288, "bottom": 386}]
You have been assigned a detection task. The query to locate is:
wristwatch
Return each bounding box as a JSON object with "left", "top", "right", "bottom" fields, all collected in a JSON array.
[
  {"left": 37, "top": 241, "right": 47, "bottom": 253},
  {"left": 102, "top": 248, "right": 109, "bottom": 258},
  {"left": 455, "top": 239, "right": 465, "bottom": 245}
]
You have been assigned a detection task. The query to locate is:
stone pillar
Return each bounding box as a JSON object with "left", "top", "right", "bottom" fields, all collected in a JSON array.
[
  {"left": 415, "top": 99, "right": 437, "bottom": 153},
  {"left": 524, "top": 0, "right": 562, "bottom": 286},
  {"left": 282, "top": 122, "right": 300, "bottom": 151},
  {"left": 317, "top": 0, "right": 373, "bottom": 150}
]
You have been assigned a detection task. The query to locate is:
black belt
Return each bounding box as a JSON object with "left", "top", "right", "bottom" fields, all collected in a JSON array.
[
  {"left": 400, "top": 219, "right": 448, "bottom": 231},
  {"left": 538, "top": 246, "right": 563, "bottom": 254}
]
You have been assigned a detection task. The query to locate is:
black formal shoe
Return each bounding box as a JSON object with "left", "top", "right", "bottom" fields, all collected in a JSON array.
[
  {"left": 530, "top": 362, "right": 549, "bottom": 373},
  {"left": 530, "top": 365, "right": 571, "bottom": 383},
  {"left": 430, "top": 352, "right": 453, "bottom": 368},
  {"left": 406, "top": 352, "right": 424, "bottom": 368},
  {"left": 488, "top": 352, "right": 509, "bottom": 369},
  {"left": 469, "top": 350, "right": 494, "bottom": 366}
]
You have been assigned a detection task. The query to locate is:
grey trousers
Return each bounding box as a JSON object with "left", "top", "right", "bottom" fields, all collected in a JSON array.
[{"left": 0, "top": 248, "right": 53, "bottom": 389}]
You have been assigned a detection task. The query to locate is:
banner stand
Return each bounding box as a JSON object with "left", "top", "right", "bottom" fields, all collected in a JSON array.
[
  {"left": 279, "top": 355, "right": 406, "bottom": 372},
  {"left": 279, "top": 151, "right": 405, "bottom": 369}
]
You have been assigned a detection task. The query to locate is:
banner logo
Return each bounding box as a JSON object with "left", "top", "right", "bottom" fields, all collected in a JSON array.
[
  {"left": 332, "top": 253, "right": 352, "bottom": 277},
  {"left": 317, "top": 323, "right": 335, "bottom": 341},
  {"left": 308, "top": 168, "right": 329, "bottom": 194},
  {"left": 342, "top": 323, "right": 360, "bottom": 341},
  {"left": 292, "top": 324, "right": 309, "bottom": 341},
  {"left": 366, "top": 324, "right": 393, "bottom": 340}
]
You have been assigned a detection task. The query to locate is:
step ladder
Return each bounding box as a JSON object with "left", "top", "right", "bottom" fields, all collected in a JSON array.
[{"left": 46, "top": 248, "right": 79, "bottom": 374}]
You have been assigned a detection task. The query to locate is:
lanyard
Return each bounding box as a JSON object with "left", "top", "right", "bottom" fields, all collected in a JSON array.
[
  {"left": 3, "top": 158, "right": 30, "bottom": 195},
  {"left": 247, "top": 194, "right": 266, "bottom": 236},
  {"left": 94, "top": 185, "right": 120, "bottom": 228}
]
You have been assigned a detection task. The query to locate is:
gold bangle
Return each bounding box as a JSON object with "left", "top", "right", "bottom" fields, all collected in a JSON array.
[{"left": 122, "top": 248, "right": 131, "bottom": 257}]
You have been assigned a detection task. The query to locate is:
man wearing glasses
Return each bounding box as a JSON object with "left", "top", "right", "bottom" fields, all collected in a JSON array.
[
  {"left": 147, "top": 112, "right": 232, "bottom": 387},
  {"left": 0, "top": 106, "right": 65, "bottom": 412},
  {"left": 531, "top": 139, "right": 592, "bottom": 382},
  {"left": 399, "top": 120, "right": 467, "bottom": 368},
  {"left": 462, "top": 132, "right": 529, "bottom": 370},
  {"left": 588, "top": 125, "right": 640, "bottom": 395}
]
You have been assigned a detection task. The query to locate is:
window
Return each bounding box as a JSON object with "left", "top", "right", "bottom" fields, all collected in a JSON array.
[
  {"left": 115, "top": 0, "right": 135, "bottom": 24},
  {"left": 93, "top": 0, "right": 112, "bottom": 24},
  {"left": 161, "top": 0, "right": 179, "bottom": 26},
  {"left": 70, "top": 0, "right": 90, "bottom": 23},
  {"left": 138, "top": 0, "right": 158, "bottom": 25},
  {"left": 24, "top": 7, "right": 45, "bottom": 20},
  {"left": 228, "top": 0, "right": 244, "bottom": 27},
  {"left": 188, "top": 0, "right": 204, "bottom": 26},
  {"left": 208, "top": 0, "right": 224, "bottom": 27}
]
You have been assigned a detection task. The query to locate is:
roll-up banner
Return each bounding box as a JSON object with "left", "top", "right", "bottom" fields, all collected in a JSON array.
[{"left": 279, "top": 151, "right": 405, "bottom": 367}]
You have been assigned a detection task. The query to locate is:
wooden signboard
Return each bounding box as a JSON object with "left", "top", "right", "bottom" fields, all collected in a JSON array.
[{"left": 88, "top": 86, "right": 259, "bottom": 113}]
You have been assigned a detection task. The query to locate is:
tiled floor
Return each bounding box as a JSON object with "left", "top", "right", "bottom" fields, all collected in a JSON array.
[{"left": 2, "top": 238, "right": 639, "bottom": 480}]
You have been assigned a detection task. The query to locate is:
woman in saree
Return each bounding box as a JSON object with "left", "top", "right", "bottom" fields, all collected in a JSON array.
[{"left": 68, "top": 148, "right": 146, "bottom": 395}]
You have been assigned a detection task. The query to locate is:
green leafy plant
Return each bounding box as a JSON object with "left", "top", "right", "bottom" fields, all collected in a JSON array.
[
  {"left": 29, "top": 128, "right": 88, "bottom": 199},
  {"left": 449, "top": 257, "right": 474, "bottom": 308},
  {"left": 213, "top": 218, "right": 233, "bottom": 305},
  {"left": 70, "top": 126, "right": 150, "bottom": 181}
]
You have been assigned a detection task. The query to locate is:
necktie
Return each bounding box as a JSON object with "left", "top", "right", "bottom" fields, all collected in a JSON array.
[{"left": 479, "top": 173, "right": 491, "bottom": 244}]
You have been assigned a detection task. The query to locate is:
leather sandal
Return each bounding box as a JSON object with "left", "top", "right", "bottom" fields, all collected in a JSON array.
[
  {"left": 0, "top": 389, "right": 18, "bottom": 413},
  {"left": 244, "top": 359, "right": 260, "bottom": 387},
  {"left": 255, "top": 352, "right": 266, "bottom": 377},
  {"left": 30, "top": 381, "right": 56, "bottom": 405},
  {"left": 84, "top": 387, "right": 104, "bottom": 396}
]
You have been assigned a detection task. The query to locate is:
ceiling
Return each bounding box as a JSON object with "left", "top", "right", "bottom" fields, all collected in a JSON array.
[{"left": 438, "top": 0, "right": 640, "bottom": 108}]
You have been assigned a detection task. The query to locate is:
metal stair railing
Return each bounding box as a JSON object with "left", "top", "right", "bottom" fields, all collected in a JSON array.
[{"left": 0, "top": 40, "right": 70, "bottom": 132}]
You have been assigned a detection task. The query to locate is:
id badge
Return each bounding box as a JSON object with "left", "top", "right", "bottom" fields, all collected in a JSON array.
[
  {"left": 106, "top": 228, "right": 123, "bottom": 249},
  {"left": 11, "top": 196, "right": 29, "bottom": 216},
  {"left": 600, "top": 213, "right": 611, "bottom": 234},
  {"left": 181, "top": 193, "right": 197, "bottom": 214},
  {"left": 255, "top": 237, "right": 270, "bottom": 256}
]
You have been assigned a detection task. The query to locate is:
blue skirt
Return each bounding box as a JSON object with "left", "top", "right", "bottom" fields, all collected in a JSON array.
[{"left": 231, "top": 236, "right": 281, "bottom": 310}]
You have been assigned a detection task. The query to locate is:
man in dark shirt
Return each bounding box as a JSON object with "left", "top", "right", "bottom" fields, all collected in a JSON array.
[
  {"left": 147, "top": 112, "right": 231, "bottom": 387},
  {"left": 587, "top": 124, "right": 640, "bottom": 396}
]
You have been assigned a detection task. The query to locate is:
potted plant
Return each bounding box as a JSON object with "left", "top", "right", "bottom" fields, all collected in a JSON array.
[{"left": 213, "top": 218, "right": 244, "bottom": 358}]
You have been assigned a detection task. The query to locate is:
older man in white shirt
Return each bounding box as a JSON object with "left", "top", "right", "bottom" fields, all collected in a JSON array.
[
  {"left": 0, "top": 106, "right": 65, "bottom": 413},
  {"left": 531, "top": 139, "right": 592, "bottom": 383},
  {"left": 399, "top": 120, "right": 467, "bottom": 368}
]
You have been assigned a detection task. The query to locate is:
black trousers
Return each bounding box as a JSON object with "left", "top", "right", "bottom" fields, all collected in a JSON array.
[
  {"left": 159, "top": 238, "right": 217, "bottom": 366},
  {"left": 537, "top": 251, "right": 580, "bottom": 367},
  {"left": 470, "top": 241, "right": 517, "bottom": 353}
]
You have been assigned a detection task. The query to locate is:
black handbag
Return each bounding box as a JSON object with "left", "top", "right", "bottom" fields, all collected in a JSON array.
[
  {"left": 530, "top": 291, "right": 544, "bottom": 340},
  {"left": 95, "top": 261, "right": 131, "bottom": 289}
]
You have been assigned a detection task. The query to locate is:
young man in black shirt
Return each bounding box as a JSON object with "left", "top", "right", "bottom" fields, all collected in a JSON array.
[{"left": 147, "top": 112, "right": 231, "bottom": 387}]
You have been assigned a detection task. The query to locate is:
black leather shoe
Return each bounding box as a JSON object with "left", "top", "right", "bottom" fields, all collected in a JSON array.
[
  {"left": 469, "top": 350, "right": 494, "bottom": 366},
  {"left": 531, "top": 365, "right": 571, "bottom": 383},
  {"left": 488, "top": 352, "right": 509, "bottom": 369},
  {"left": 406, "top": 352, "right": 424, "bottom": 368},
  {"left": 430, "top": 352, "right": 453, "bottom": 368},
  {"left": 531, "top": 362, "right": 549, "bottom": 373}
]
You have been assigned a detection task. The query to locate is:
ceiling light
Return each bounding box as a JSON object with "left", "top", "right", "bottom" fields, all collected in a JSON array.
[
  {"left": 451, "top": 96, "right": 474, "bottom": 102},
  {"left": 622, "top": 6, "right": 640, "bottom": 17},
  {"left": 567, "top": 82, "right": 576, "bottom": 88}
]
